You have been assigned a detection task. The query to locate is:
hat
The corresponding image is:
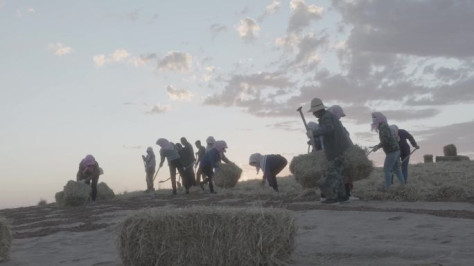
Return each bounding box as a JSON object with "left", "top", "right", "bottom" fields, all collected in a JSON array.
[{"left": 307, "top": 97, "right": 326, "bottom": 113}]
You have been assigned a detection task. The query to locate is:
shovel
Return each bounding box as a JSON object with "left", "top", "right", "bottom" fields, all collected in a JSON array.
[
  {"left": 152, "top": 166, "right": 161, "bottom": 182},
  {"left": 297, "top": 106, "right": 316, "bottom": 153}
]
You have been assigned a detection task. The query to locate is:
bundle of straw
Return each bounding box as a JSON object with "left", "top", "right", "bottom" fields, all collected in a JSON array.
[
  {"left": 55, "top": 191, "right": 65, "bottom": 207},
  {"left": 289, "top": 151, "right": 328, "bottom": 188},
  {"left": 214, "top": 162, "right": 242, "bottom": 188},
  {"left": 0, "top": 217, "right": 12, "bottom": 261},
  {"left": 63, "top": 180, "right": 91, "bottom": 206},
  {"left": 343, "top": 145, "right": 374, "bottom": 183},
  {"left": 117, "top": 206, "right": 296, "bottom": 266},
  {"left": 443, "top": 144, "right": 457, "bottom": 156},
  {"left": 96, "top": 182, "right": 115, "bottom": 201}
]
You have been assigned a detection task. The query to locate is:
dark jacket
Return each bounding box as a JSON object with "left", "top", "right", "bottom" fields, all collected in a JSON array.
[
  {"left": 181, "top": 141, "right": 196, "bottom": 167},
  {"left": 377, "top": 122, "right": 399, "bottom": 154},
  {"left": 398, "top": 129, "right": 418, "bottom": 157},
  {"left": 311, "top": 111, "right": 353, "bottom": 161},
  {"left": 200, "top": 148, "right": 221, "bottom": 169}
]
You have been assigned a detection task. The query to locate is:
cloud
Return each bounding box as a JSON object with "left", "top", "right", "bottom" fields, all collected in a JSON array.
[
  {"left": 110, "top": 49, "right": 130, "bottom": 62},
  {"left": 146, "top": 104, "right": 170, "bottom": 114},
  {"left": 236, "top": 18, "right": 260, "bottom": 41},
  {"left": 266, "top": 120, "right": 300, "bottom": 132},
  {"left": 158, "top": 51, "right": 192, "bottom": 72},
  {"left": 48, "top": 43, "right": 73, "bottom": 56},
  {"left": 210, "top": 23, "right": 227, "bottom": 37},
  {"left": 93, "top": 54, "right": 106, "bottom": 67},
  {"left": 166, "top": 85, "right": 193, "bottom": 101},
  {"left": 258, "top": 0, "right": 281, "bottom": 21},
  {"left": 288, "top": 0, "right": 323, "bottom": 33},
  {"left": 122, "top": 145, "right": 143, "bottom": 150},
  {"left": 333, "top": 0, "right": 474, "bottom": 58},
  {"left": 276, "top": 33, "right": 328, "bottom": 71},
  {"left": 204, "top": 72, "right": 295, "bottom": 116}
]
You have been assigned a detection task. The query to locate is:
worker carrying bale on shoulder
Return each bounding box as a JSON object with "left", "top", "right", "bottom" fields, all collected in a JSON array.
[
  {"left": 76, "top": 154, "right": 103, "bottom": 201},
  {"left": 249, "top": 153, "right": 287, "bottom": 192},
  {"left": 142, "top": 147, "right": 156, "bottom": 192},
  {"left": 306, "top": 98, "right": 352, "bottom": 204}
]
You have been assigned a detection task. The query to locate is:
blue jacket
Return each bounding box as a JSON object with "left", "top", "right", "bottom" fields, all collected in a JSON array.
[{"left": 200, "top": 148, "right": 221, "bottom": 169}]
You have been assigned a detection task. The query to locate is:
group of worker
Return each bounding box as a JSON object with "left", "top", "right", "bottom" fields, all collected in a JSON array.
[{"left": 75, "top": 97, "right": 418, "bottom": 204}]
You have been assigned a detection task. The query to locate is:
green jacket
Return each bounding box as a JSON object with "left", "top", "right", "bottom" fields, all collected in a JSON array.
[
  {"left": 312, "top": 110, "right": 353, "bottom": 161},
  {"left": 376, "top": 122, "right": 399, "bottom": 154}
]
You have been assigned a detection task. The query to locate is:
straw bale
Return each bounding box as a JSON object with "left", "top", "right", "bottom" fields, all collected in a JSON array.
[
  {"left": 443, "top": 144, "right": 457, "bottom": 156},
  {"left": 117, "top": 206, "right": 296, "bottom": 266},
  {"left": 290, "top": 151, "right": 328, "bottom": 188},
  {"left": 214, "top": 162, "right": 242, "bottom": 188},
  {"left": 63, "top": 180, "right": 91, "bottom": 206},
  {"left": 353, "top": 161, "right": 474, "bottom": 202},
  {"left": 55, "top": 191, "right": 65, "bottom": 207},
  {"left": 436, "top": 155, "right": 470, "bottom": 162},
  {"left": 423, "top": 154, "right": 433, "bottom": 163},
  {"left": 343, "top": 145, "right": 374, "bottom": 183},
  {"left": 0, "top": 217, "right": 12, "bottom": 261},
  {"left": 96, "top": 182, "right": 115, "bottom": 201}
]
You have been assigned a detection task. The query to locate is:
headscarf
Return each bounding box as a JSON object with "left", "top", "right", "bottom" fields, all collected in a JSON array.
[
  {"left": 371, "top": 112, "right": 387, "bottom": 132},
  {"left": 156, "top": 138, "right": 174, "bottom": 150},
  {"left": 389, "top": 124, "right": 400, "bottom": 142},
  {"left": 214, "top": 140, "right": 228, "bottom": 153},
  {"left": 146, "top": 147, "right": 154, "bottom": 154},
  {"left": 82, "top": 154, "right": 96, "bottom": 166},
  {"left": 249, "top": 153, "right": 263, "bottom": 174},
  {"left": 327, "top": 105, "right": 346, "bottom": 120}
]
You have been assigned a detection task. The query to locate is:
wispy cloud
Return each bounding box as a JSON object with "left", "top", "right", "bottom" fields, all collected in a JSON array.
[
  {"left": 288, "top": 0, "right": 323, "bottom": 33},
  {"left": 166, "top": 85, "right": 193, "bottom": 101},
  {"left": 158, "top": 51, "right": 192, "bottom": 72},
  {"left": 48, "top": 43, "right": 73, "bottom": 56},
  {"left": 146, "top": 104, "right": 170, "bottom": 114},
  {"left": 236, "top": 18, "right": 260, "bottom": 41},
  {"left": 258, "top": 0, "right": 281, "bottom": 22}
]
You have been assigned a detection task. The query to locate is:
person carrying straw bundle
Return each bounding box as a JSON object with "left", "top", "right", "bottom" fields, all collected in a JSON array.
[
  {"left": 370, "top": 112, "right": 406, "bottom": 191},
  {"left": 199, "top": 140, "right": 228, "bottom": 194},
  {"left": 306, "top": 98, "right": 352, "bottom": 204},
  {"left": 76, "top": 154, "right": 102, "bottom": 201},
  {"left": 249, "top": 153, "right": 287, "bottom": 192}
]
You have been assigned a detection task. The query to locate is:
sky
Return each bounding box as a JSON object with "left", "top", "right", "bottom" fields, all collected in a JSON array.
[{"left": 1, "top": 0, "right": 473, "bottom": 209}]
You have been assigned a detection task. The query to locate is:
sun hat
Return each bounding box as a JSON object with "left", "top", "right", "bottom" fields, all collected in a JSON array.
[{"left": 307, "top": 97, "right": 326, "bottom": 113}]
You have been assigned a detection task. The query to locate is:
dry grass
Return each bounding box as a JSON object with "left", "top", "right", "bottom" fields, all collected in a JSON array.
[
  {"left": 61, "top": 180, "right": 91, "bottom": 207},
  {"left": 289, "top": 151, "right": 328, "bottom": 188},
  {"left": 96, "top": 182, "right": 115, "bottom": 201},
  {"left": 0, "top": 217, "right": 12, "bottom": 261},
  {"left": 353, "top": 161, "right": 474, "bottom": 201},
  {"left": 117, "top": 206, "right": 296, "bottom": 266},
  {"left": 214, "top": 162, "right": 242, "bottom": 188},
  {"left": 343, "top": 145, "right": 374, "bottom": 183}
]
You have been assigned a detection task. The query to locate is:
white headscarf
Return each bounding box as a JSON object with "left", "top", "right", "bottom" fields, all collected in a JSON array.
[{"left": 249, "top": 153, "right": 264, "bottom": 174}]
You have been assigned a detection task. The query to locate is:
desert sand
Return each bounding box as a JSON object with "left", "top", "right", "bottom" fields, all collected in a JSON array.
[{"left": 1, "top": 187, "right": 474, "bottom": 266}]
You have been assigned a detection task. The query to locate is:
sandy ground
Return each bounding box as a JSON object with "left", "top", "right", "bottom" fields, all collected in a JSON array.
[{"left": 1, "top": 191, "right": 474, "bottom": 266}]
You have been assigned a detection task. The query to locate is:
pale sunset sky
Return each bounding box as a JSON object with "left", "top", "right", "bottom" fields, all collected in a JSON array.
[{"left": 1, "top": 0, "right": 473, "bottom": 208}]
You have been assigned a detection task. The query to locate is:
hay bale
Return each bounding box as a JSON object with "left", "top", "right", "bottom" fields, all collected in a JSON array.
[
  {"left": 55, "top": 191, "right": 65, "bottom": 206},
  {"left": 117, "top": 206, "right": 296, "bottom": 266},
  {"left": 96, "top": 182, "right": 115, "bottom": 201},
  {"left": 424, "top": 154, "right": 433, "bottom": 163},
  {"left": 63, "top": 180, "right": 91, "bottom": 206},
  {"left": 343, "top": 145, "right": 374, "bottom": 183},
  {"left": 214, "top": 162, "right": 242, "bottom": 188},
  {"left": 443, "top": 144, "right": 457, "bottom": 156},
  {"left": 0, "top": 217, "right": 12, "bottom": 261},
  {"left": 436, "top": 155, "right": 470, "bottom": 162},
  {"left": 290, "top": 151, "right": 328, "bottom": 188}
]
